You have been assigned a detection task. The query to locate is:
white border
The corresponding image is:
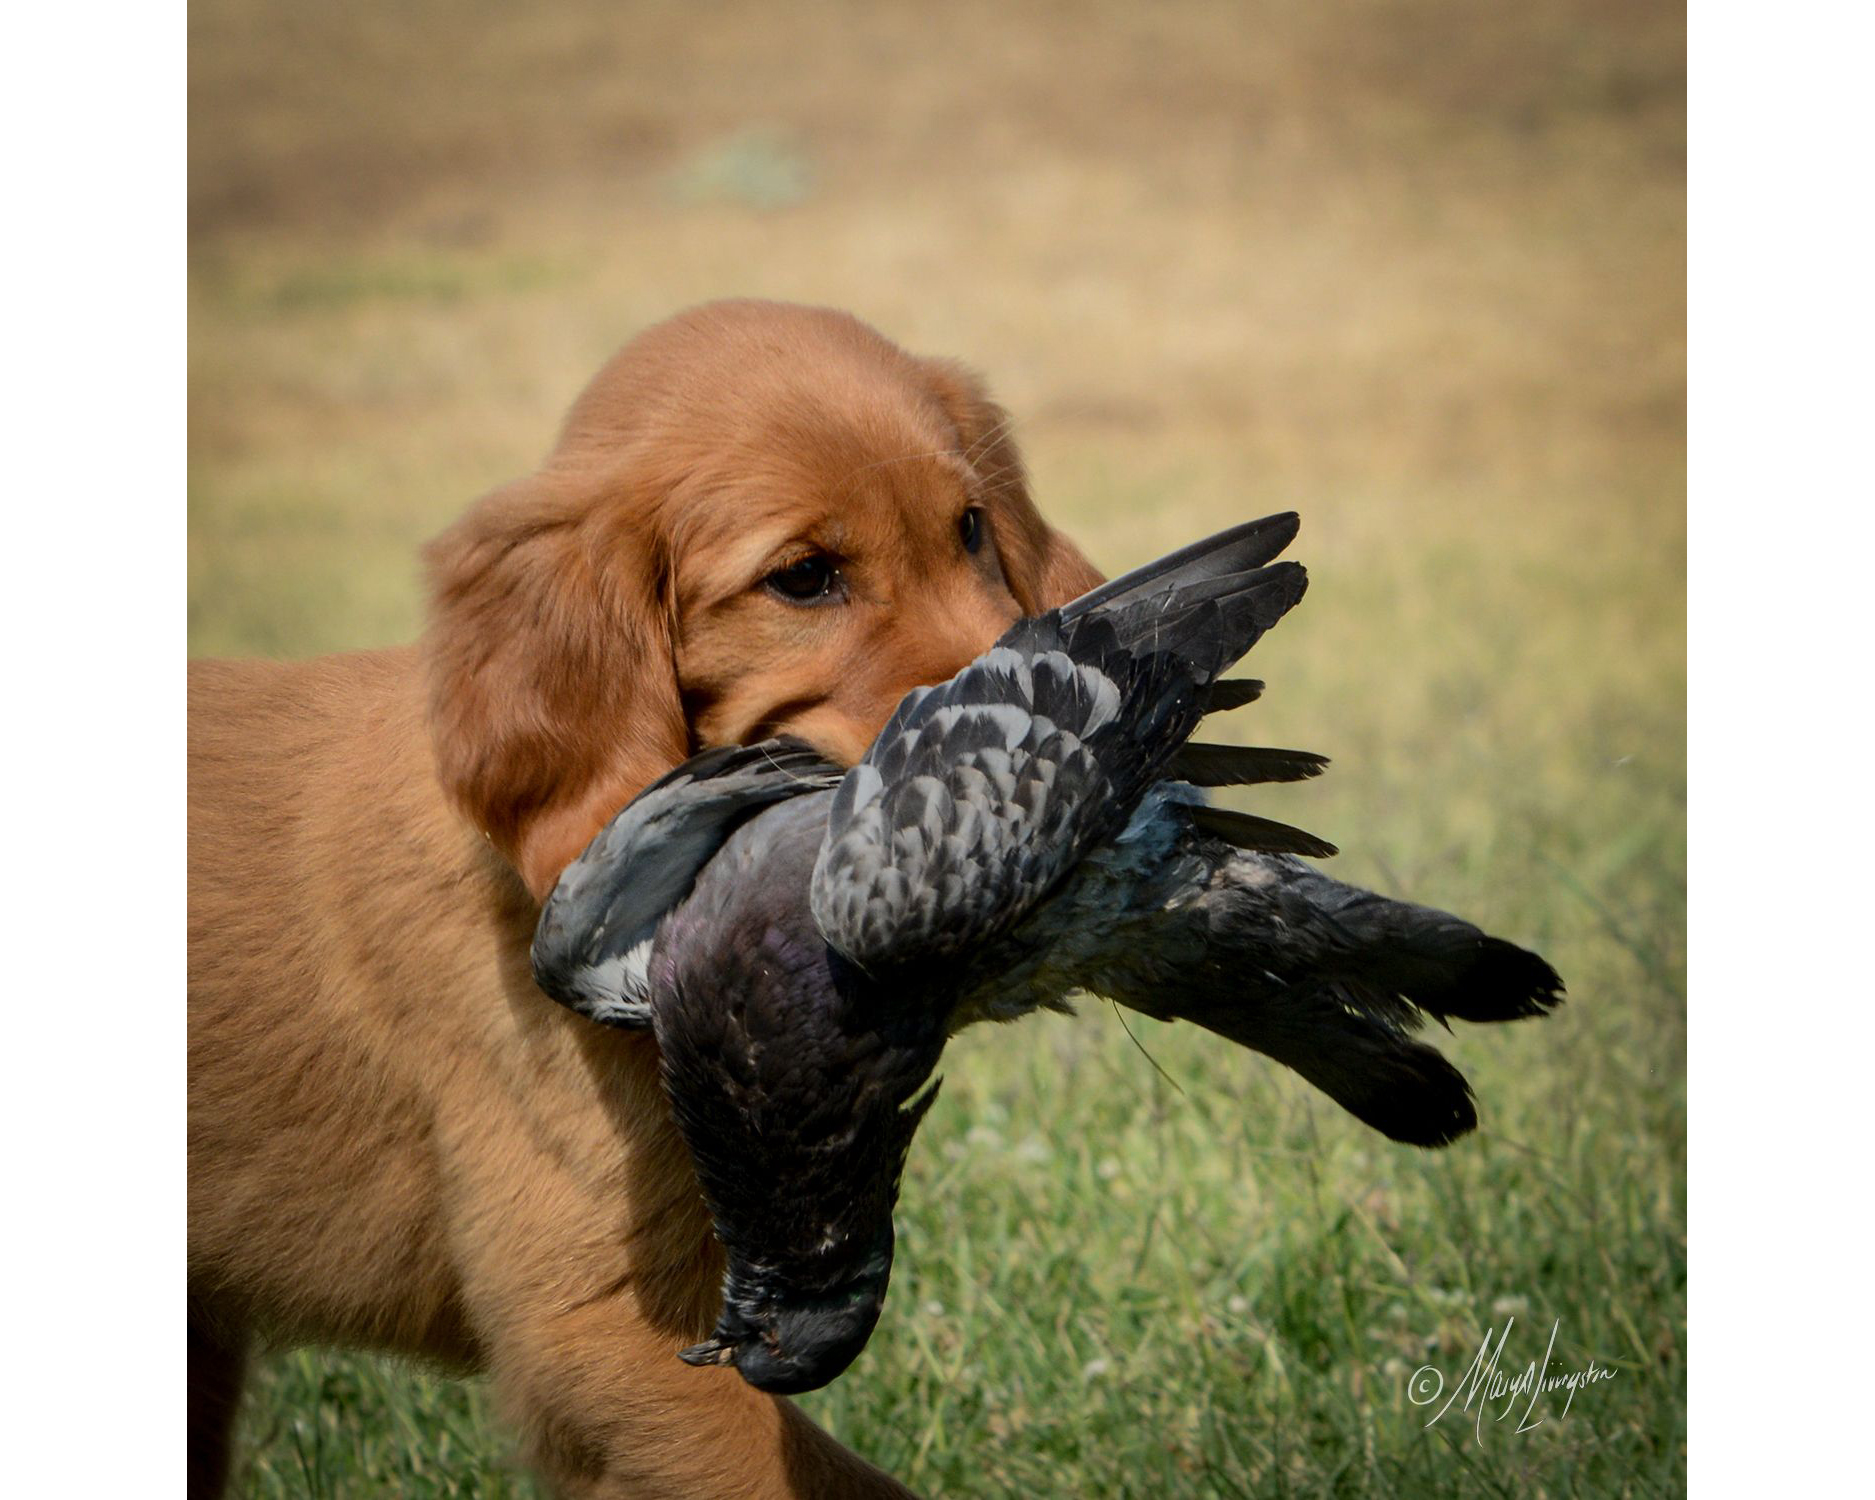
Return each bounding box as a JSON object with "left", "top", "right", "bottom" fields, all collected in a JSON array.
[
  {"left": 24, "top": 1, "right": 1854, "bottom": 1490},
  {"left": 1690, "top": 1, "right": 1873, "bottom": 1489},
  {"left": 6, "top": 3, "right": 184, "bottom": 1491}
]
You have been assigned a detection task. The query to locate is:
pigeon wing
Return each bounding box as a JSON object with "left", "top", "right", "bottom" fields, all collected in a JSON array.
[
  {"left": 808, "top": 640, "right": 1117, "bottom": 973},
  {"left": 533, "top": 737, "right": 844, "bottom": 1027},
  {"left": 1057, "top": 512, "right": 1298, "bottom": 622},
  {"left": 811, "top": 522, "right": 1310, "bottom": 975}
]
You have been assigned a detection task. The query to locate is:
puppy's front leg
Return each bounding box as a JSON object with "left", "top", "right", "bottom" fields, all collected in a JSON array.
[
  {"left": 488, "top": 1300, "right": 920, "bottom": 1499},
  {"left": 188, "top": 1318, "right": 247, "bottom": 1500}
]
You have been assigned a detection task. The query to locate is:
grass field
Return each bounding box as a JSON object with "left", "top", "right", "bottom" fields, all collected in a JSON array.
[{"left": 190, "top": 0, "right": 1684, "bottom": 1494}]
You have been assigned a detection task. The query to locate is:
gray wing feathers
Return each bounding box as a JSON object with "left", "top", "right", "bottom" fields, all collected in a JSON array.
[{"left": 811, "top": 695, "right": 1109, "bottom": 970}]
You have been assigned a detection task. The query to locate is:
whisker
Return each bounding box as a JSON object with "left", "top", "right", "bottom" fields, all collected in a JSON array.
[
  {"left": 827, "top": 413, "right": 1028, "bottom": 503},
  {"left": 962, "top": 411, "right": 1018, "bottom": 466},
  {"left": 831, "top": 447, "right": 970, "bottom": 499}
]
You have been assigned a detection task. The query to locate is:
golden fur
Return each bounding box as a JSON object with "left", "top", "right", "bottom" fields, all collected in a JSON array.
[{"left": 188, "top": 301, "right": 1103, "bottom": 1498}]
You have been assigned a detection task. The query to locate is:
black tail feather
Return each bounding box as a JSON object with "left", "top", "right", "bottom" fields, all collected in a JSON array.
[
  {"left": 1181, "top": 996, "right": 1481, "bottom": 1148},
  {"left": 1189, "top": 804, "right": 1338, "bottom": 858},
  {"left": 1291, "top": 884, "right": 1566, "bottom": 1025},
  {"left": 1110, "top": 862, "right": 1566, "bottom": 1148},
  {"left": 1294, "top": 1031, "right": 1480, "bottom": 1148},
  {"left": 1204, "top": 678, "right": 1264, "bottom": 713},
  {"left": 1172, "top": 743, "right": 1330, "bottom": 787},
  {"left": 1390, "top": 936, "right": 1565, "bottom": 1024}
]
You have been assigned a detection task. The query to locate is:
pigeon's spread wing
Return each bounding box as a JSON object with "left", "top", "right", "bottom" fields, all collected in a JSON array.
[
  {"left": 533, "top": 738, "right": 843, "bottom": 1027},
  {"left": 810, "top": 521, "right": 1311, "bottom": 975},
  {"left": 1058, "top": 512, "right": 1299, "bottom": 622},
  {"left": 809, "top": 634, "right": 1121, "bottom": 972}
]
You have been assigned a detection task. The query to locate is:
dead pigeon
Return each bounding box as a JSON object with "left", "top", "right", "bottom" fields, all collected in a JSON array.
[{"left": 531, "top": 513, "right": 1562, "bottom": 1394}]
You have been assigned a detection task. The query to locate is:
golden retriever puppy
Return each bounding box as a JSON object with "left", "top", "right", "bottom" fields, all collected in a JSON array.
[{"left": 188, "top": 300, "right": 1103, "bottom": 1499}]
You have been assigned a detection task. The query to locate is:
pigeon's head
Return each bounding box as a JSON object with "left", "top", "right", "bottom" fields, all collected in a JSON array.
[{"left": 654, "top": 879, "right": 948, "bottom": 1395}]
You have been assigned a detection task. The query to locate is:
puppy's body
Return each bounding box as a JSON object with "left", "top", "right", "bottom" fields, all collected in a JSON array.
[{"left": 187, "top": 303, "right": 1102, "bottom": 1498}]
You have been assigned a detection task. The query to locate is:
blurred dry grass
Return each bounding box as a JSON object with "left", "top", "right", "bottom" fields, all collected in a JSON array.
[
  {"left": 189, "top": 2, "right": 1683, "bottom": 1494},
  {"left": 189, "top": 0, "right": 1682, "bottom": 654}
]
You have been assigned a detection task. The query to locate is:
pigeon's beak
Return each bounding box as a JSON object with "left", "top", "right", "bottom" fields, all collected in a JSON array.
[{"left": 678, "top": 1265, "right": 892, "bottom": 1395}]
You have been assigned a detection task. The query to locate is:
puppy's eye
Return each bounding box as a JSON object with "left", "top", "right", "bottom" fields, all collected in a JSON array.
[
  {"left": 766, "top": 554, "right": 839, "bottom": 602},
  {"left": 958, "top": 507, "right": 985, "bottom": 555}
]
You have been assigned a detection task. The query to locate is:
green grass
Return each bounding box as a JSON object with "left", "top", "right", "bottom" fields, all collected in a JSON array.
[
  {"left": 225, "top": 492, "right": 1684, "bottom": 1500},
  {"left": 195, "top": 0, "right": 1683, "bottom": 1492}
]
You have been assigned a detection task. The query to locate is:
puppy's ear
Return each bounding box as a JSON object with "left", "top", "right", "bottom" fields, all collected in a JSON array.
[
  {"left": 423, "top": 474, "right": 691, "bottom": 902},
  {"left": 1003, "top": 520, "right": 1107, "bottom": 614},
  {"left": 921, "top": 358, "right": 1105, "bottom": 612}
]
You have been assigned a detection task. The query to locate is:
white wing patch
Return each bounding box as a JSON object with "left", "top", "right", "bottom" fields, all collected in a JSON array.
[{"left": 567, "top": 938, "right": 655, "bottom": 1027}]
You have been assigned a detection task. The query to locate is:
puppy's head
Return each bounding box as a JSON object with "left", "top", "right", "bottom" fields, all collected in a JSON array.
[{"left": 425, "top": 301, "right": 1102, "bottom": 899}]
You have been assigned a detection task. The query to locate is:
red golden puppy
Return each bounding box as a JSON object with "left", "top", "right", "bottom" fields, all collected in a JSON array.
[{"left": 187, "top": 300, "right": 1103, "bottom": 1498}]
